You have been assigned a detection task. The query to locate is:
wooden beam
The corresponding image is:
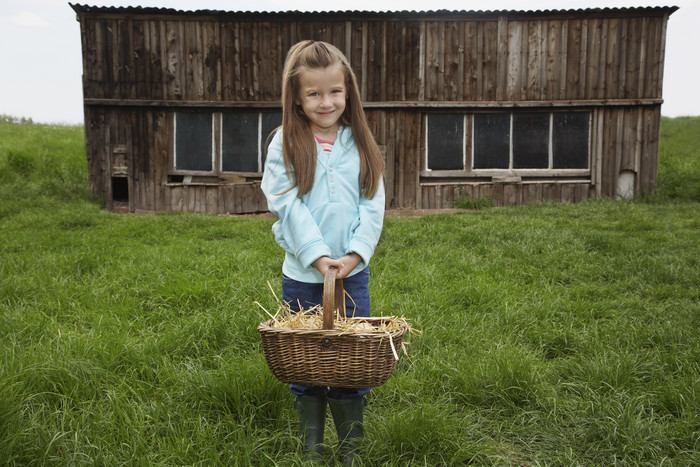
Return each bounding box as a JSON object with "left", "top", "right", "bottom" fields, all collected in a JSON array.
[{"left": 83, "top": 97, "right": 664, "bottom": 109}]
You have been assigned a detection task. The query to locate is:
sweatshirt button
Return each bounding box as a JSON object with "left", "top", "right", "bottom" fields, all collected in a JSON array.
[
  {"left": 329, "top": 176, "right": 335, "bottom": 183},
  {"left": 330, "top": 187, "right": 336, "bottom": 194}
]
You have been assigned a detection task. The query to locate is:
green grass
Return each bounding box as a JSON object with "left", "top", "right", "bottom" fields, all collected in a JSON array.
[
  {"left": 1, "top": 117, "right": 699, "bottom": 465},
  {"left": 658, "top": 116, "right": 700, "bottom": 201}
]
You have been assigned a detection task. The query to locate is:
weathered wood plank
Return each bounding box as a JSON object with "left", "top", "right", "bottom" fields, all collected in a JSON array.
[
  {"left": 386, "top": 21, "right": 403, "bottom": 101},
  {"left": 444, "top": 21, "right": 461, "bottom": 101},
  {"left": 237, "top": 22, "right": 253, "bottom": 100},
  {"left": 163, "top": 21, "right": 182, "bottom": 99},
  {"left": 384, "top": 111, "right": 397, "bottom": 208},
  {"left": 527, "top": 20, "right": 543, "bottom": 100},
  {"left": 350, "top": 21, "right": 365, "bottom": 100},
  {"left": 220, "top": 21, "right": 235, "bottom": 101},
  {"left": 152, "top": 111, "right": 168, "bottom": 210},
  {"left": 644, "top": 16, "right": 659, "bottom": 98},
  {"left": 486, "top": 21, "right": 500, "bottom": 100},
  {"left": 463, "top": 21, "right": 478, "bottom": 100},
  {"left": 603, "top": 18, "right": 622, "bottom": 98},
  {"left": 424, "top": 21, "right": 440, "bottom": 101},
  {"left": 202, "top": 19, "right": 220, "bottom": 100},
  {"left": 505, "top": 19, "right": 523, "bottom": 100},
  {"left": 132, "top": 19, "right": 147, "bottom": 101},
  {"left": 366, "top": 21, "right": 384, "bottom": 102},
  {"left": 521, "top": 183, "right": 542, "bottom": 205},
  {"left": 566, "top": 19, "right": 582, "bottom": 100},
  {"left": 558, "top": 20, "right": 569, "bottom": 100},
  {"left": 546, "top": 20, "right": 562, "bottom": 100},
  {"left": 496, "top": 16, "right": 508, "bottom": 101},
  {"left": 578, "top": 19, "right": 588, "bottom": 99},
  {"left": 639, "top": 106, "right": 660, "bottom": 195}
]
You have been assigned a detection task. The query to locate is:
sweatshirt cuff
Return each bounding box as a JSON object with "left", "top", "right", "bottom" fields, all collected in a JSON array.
[
  {"left": 347, "top": 238, "right": 373, "bottom": 268},
  {"left": 297, "top": 240, "right": 332, "bottom": 271}
]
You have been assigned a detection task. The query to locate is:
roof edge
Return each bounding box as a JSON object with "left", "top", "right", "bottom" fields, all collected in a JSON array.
[{"left": 69, "top": 3, "right": 679, "bottom": 19}]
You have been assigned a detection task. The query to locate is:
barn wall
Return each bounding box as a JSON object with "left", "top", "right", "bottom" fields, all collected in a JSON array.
[
  {"left": 84, "top": 106, "right": 268, "bottom": 213},
  {"left": 79, "top": 12, "right": 670, "bottom": 104},
  {"left": 75, "top": 7, "right": 673, "bottom": 213}
]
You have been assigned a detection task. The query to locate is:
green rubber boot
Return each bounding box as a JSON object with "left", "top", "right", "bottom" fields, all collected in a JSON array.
[
  {"left": 328, "top": 397, "right": 365, "bottom": 467},
  {"left": 295, "top": 395, "right": 327, "bottom": 463}
]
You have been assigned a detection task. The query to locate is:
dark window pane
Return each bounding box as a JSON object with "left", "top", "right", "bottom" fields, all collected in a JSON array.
[
  {"left": 513, "top": 113, "right": 549, "bottom": 168},
  {"left": 261, "top": 112, "right": 282, "bottom": 167},
  {"left": 553, "top": 112, "right": 590, "bottom": 169},
  {"left": 427, "top": 113, "right": 464, "bottom": 170},
  {"left": 473, "top": 113, "right": 510, "bottom": 169},
  {"left": 175, "top": 112, "right": 212, "bottom": 171},
  {"left": 222, "top": 111, "right": 259, "bottom": 172}
]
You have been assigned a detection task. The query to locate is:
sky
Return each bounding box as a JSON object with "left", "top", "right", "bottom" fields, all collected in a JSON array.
[{"left": 0, "top": 0, "right": 697, "bottom": 125}]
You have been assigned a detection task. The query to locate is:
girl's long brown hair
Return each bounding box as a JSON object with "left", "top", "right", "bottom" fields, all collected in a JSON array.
[{"left": 280, "top": 40, "right": 384, "bottom": 199}]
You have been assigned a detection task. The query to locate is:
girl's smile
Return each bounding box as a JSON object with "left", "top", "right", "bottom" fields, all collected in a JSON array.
[{"left": 296, "top": 64, "right": 347, "bottom": 141}]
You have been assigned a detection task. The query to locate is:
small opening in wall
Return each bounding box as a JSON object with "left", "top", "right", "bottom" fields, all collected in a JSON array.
[{"left": 112, "top": 177, "right": 129, "bottom": 202}]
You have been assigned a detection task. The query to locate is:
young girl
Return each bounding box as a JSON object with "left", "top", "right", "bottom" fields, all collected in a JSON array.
[{"left": 261, "top": 40, "right": 385, "bottom": 465}]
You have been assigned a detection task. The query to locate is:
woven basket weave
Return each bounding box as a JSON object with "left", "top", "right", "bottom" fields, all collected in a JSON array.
[{"left": 258, "top": 267, "right": 406, "bottom": 388}]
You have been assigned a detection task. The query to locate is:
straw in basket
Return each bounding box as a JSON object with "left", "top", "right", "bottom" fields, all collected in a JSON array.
[{"left": 258, "top": 267, "right": 407, "bottom": 388}]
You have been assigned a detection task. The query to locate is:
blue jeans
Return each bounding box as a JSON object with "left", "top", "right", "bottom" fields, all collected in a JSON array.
[{"left": 282, "top": 267, "right": 371, "bottom": 400}]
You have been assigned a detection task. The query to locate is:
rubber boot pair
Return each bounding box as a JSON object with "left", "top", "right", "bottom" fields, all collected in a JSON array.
[{"left": 295, "top": 395, "right": 365, "bottom": 466}]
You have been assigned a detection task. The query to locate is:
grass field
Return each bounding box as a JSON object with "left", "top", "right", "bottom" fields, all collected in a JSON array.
[{"left": 0, "top": 116, "right": 699, "bottom": 465}]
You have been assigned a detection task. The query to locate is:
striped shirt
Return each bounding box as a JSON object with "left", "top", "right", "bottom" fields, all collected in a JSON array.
[{"left": 315, "top": 136, "right": 334, "bottom": 154}]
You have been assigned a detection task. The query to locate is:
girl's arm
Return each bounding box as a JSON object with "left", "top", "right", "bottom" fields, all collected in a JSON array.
[
  {"left": 346, "top": 176, "right": 386, "bottom": 270},
  {"left": 261, "top": 132, "right": 332, "bottom": 270}
]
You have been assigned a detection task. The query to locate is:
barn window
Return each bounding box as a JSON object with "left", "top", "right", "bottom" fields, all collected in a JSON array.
[
  {"left": 222, "top": 111, "right": 258, "bottom": 173},
  {"left": 552, "top": 112, "right": 590, "bottom": 169},
  {"left": 172, "top": 110, "right": 281, "bottom": 177},
  {"left": 512, "top": 113, "right": 550, "bottom": 168},
  {"left": 473, "top": 111, "right": 590, "bottom": 170},
  {"left": 427, "top": 114, "right": 465, "bottom": 170},
  {"left": 222, "top": 110, "right": 281, "bottom": 173},
  {"left": 473, "top": 113, "right": 510, "bottom": 169},
  {"left": 426, "top": 111, "right": 590, "bottom": 174},
  {"left": 174, "top": 112, "right": 213, "bottom": 172}
]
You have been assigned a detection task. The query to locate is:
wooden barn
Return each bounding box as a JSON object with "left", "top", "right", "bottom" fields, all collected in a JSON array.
[{"left": 71, "top": 4, "right": 677, "bottom": 214}]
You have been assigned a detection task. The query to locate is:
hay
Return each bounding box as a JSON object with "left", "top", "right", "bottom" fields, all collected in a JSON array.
[
  {"left": 254, "top": 300, "right": 418, "bottom": 334},
  {"left": 255, "top": 281, "right": 421, "bottom": 359}
]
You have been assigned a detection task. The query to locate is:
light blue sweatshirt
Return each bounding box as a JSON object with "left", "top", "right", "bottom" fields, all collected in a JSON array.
[{"left": 261, "top": 125, "right": 385, "bottom": 283}]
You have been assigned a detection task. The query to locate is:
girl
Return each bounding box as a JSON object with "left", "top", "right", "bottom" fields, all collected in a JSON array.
[{"left": 261, "top": 40, "right": 385, "bottom": 465}]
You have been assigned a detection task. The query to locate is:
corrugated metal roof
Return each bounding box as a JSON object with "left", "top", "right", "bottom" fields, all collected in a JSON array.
[{"left": 69, "top": 3, "right": 678, "bottom": 18}]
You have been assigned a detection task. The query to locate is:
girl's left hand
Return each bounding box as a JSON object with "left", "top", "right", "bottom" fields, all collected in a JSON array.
[{"left": 335, "top": 253, "right": 361, "bottom": 279}]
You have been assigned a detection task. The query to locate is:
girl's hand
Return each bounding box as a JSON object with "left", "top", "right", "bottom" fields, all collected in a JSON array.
[
  {"left": 335, "top": 253, "right": 361, "bottom": 279},
  {"left": 312, "top": 253, "right": 361, "bottom": 279},
  {"left": 312, "top": 256, "right": 344, "bottom": 277}
]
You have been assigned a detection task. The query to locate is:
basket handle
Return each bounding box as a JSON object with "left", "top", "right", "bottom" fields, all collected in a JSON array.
[{"left": 322, "top": 267, "right": 345, "bottom": 330}]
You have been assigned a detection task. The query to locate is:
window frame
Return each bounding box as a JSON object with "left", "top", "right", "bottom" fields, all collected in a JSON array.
[
  {"left": 170, "top": 110, "right": 281, "bottom": 178},
  {"left": 423, "top": 110, "right": 592, "bottom": 178}
]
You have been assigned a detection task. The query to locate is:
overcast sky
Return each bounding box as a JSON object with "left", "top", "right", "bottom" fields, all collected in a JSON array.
[{"left": 0, "top": 0, "right": 697, "bottom": 124}]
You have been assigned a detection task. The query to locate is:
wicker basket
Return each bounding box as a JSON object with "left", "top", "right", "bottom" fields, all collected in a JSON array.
[{"left": 258, "top": 267, "right": 407, "bottom": 388}]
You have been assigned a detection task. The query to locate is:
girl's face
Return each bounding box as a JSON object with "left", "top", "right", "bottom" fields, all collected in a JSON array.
[{"left": 296, "top": 64, "right": 347, "bottom": 140}]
